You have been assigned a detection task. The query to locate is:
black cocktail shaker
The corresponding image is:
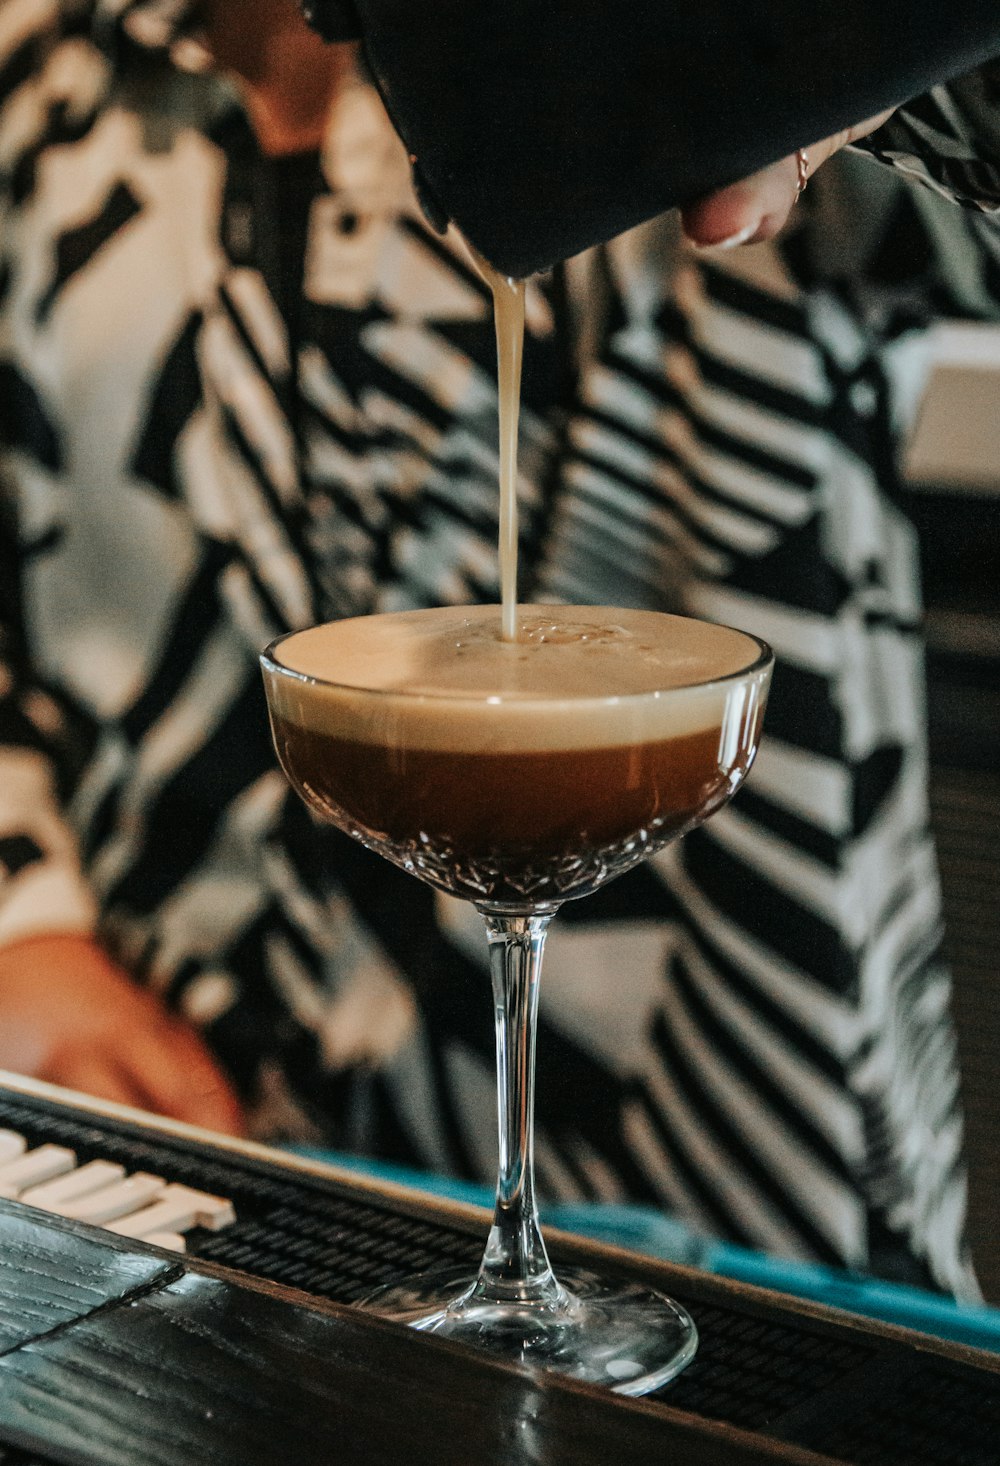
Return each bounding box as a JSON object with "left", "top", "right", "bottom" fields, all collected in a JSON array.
[{"left": 303, "top": 0, "right": 1000, "bottom": 277}]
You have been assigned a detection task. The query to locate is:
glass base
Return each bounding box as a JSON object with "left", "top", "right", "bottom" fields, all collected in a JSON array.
[{"left": 359, "top": 1265, "right": 697, "bottom": 1396}]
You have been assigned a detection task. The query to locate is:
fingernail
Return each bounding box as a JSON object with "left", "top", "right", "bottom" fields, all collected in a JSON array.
[{"left": 688, "top": 221, "right": 759, "bottom": 252}]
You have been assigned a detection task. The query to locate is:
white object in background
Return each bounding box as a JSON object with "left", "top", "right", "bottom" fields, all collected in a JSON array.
[
  {"left": 20, "top": 1159, "right": 126, "bottom": 1211},
  {"left": 0, "top": 1130, "right": 27, "bottom": 1164},
  {"left": 57, "top": 1172, "right": 167, "bottom": 1223},
  {"left": 0, "top": 1125, "right": 237, "bottom": 1251},
  {"left": 903, "top": 322, "right": 1000, "bottom": 493},
  {"left": 106, "top": 1183, "right": 236, "bottom": 1239},
  {"left": 0, "top": 1144, "right": 76, "bottom": 1198},
  {"left": 143, "top": 1231, "right": 187, "bottom": 1252}
]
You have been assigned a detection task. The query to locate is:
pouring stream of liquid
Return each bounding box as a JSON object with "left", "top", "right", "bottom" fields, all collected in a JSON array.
[{"left": 469, "top": 248, "right": 526, "bottom": 643}]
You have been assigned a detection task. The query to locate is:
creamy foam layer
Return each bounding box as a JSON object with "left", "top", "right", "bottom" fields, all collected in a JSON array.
[{"left": 266, "top": 605, "right": 767, "bottom": 751}]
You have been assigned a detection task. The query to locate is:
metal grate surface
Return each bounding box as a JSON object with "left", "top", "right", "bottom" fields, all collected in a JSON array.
[
  {"left": 1, "top": 1090, "right": 998, "bottom": 1462},
  {"left": 795, "top": 1359, "right": 1000, "bottom": 1466},
  {"left": 659, "top": 1300, "right": 868, "bottom": 1429}
]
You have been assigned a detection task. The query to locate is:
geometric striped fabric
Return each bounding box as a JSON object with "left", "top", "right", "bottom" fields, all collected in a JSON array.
[{"left": 2, "top": 0, "right": 998, "bottom": 1297}]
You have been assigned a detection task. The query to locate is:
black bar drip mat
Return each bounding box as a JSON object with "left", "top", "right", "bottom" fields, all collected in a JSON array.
[{"left": 0, "top": 1090, "right": 997, "bottom": 1464}]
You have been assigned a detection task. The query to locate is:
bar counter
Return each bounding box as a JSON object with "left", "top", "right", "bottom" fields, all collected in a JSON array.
[{"left": 0, "top": 1072, "right": 996, "bottom": 1466}]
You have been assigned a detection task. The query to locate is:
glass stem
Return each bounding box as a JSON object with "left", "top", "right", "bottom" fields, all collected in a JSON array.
[{"left": 474, "top": 909, "right": 562, "bottom": 1307}]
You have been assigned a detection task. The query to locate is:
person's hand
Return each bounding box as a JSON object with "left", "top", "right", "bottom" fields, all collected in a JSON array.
[
  {"left": 680, "top": 110, "right": 897, "bottom": 250},
  {"left": 0, "top": 934, "right": 245, "bottom": 1135}
]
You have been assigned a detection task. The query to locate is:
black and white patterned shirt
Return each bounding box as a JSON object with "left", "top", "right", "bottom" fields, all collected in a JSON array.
[{"left": 3, "top": 0, "right": 1000, "bottom": 1295}]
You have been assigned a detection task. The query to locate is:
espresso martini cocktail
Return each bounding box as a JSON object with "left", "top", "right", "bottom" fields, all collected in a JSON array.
[
  {"left": 261, "top": 599, "right": 772, "bottom": 1395},
  {"left": 263, "top": 604, "right": 769, "bottom": 910}
]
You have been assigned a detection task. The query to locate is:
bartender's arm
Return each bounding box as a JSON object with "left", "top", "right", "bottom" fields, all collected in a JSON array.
[{"left": 0, "top": 544, "right": 244, "bottom": 1134}]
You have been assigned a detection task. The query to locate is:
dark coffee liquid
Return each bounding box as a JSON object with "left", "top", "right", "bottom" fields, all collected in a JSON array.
[{"left": 269, "top": 714, "right": 745, "bottom": 904}]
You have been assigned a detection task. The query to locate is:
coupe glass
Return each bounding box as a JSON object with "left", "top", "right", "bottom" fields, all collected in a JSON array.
[{"left": 261, "top": 603, "right": 772, "bottom": 1395}]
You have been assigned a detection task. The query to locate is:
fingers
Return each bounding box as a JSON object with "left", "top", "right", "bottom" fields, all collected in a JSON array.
[
  {"left": 680, "top": 110, "right": 897, "bottom": 250},
  {"left": 680, "top": 154, "right": 801, "bottom": 250},
  {"left": 43, "top": 1052, "right": 149, "bottom": 1111},
  {"left": 121, "top": 1017, "right": 247, "bottom": 1136},
  {"left": 43, "top": 1029, "right": 245, "bottom": 1135}
]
